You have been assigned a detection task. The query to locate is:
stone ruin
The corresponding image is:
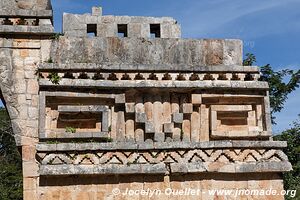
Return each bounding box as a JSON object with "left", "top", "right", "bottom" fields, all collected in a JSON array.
[{"left": 0, "top": 0, "right": 293, "bottom": 199}]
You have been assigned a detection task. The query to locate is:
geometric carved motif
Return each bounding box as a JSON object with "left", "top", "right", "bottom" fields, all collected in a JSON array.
[
  {"left": 42, "top": 91, "right": 270, "bottom": 142},
  {"left": 37, "top": 148, "right": 289, "bottom": 165}
]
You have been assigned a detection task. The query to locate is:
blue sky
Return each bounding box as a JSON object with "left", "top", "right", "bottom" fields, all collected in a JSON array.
[{"left": 1, "top": 0, "right": 299, "bottom": 132}]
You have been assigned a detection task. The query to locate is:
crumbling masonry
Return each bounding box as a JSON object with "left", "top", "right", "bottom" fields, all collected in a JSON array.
[{"left": 0, "top": 0, "right": 293, "bottom": 199}]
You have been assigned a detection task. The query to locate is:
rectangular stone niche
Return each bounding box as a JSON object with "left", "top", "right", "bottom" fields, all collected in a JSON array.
[
  {"left": 56, "top": 105, "right": 109, "bottom": 132},
  {"left": 201, "top": 95, "right": 271, "bottom": 138},
  {"left": 39, "top": 92, "right": 118, "bottom": 139}
]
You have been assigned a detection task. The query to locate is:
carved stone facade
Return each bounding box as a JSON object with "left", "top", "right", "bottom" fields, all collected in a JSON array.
[{"left": 0, "top": 1, "right": 292, "bottom": 200}]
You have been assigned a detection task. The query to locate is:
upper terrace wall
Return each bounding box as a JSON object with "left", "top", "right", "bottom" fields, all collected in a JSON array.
[
  {"left": 0, "top": 0, "right": 52, "bottom": 11},
  {"left": 63, "top": 9, "right": 181, "bottom": 38},
  {"left": 49, "top": 37, "right": 243, "bottom": 67}
]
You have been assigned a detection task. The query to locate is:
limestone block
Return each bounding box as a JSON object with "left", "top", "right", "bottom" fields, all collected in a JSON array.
[
  {"left": 39, "top": 19, "right": 52, "bottom": 25},
  {"left": 110, "top": 107, "right": 117, "bottom": 140},
  {"left": 115, "top": 94, "right": 126, "bottom": 104},
  {"left": 200, "top": 105, "right": 209, "bottom": 141},
  {"left": 63, "top": 13, "right": 86, "bottom": 31},
  {"left": 22, "top": 145, "right": 36, "bottom": 162},
  {"left": 171, "top": 23, "right": 181, "bottom": 38},
  {"left": 145, "top": 122, "right": 155, "bottom": 133},
  {"left": 97, "top": 23, "right": 107, "bottom": 37},
  {"left": 15, "top": 0, "right": 34, "bottom": 9},
  {"left": 191, "top": 112, "right": 200, "bottom": 142},
  {"left": 28, "top": 107, "right": 38, "bottom": 119},
  {"left": 172, "top": 113, "right": 183, "bottom": 123},
  {"left": 256, "top": 104, "right": 263, "bottom": 130},
  {"left": 116, "top": 111, "right": 125, "bottom": 141},
  {"left": 24, "top": 70, "right": 35, "bottom": 79},
  {"left": 171, "top": 94, "right": 180, "bottom": 113},
  {"left": 24, "top": 190, "right": 38, "bottom": 200},
  {"left": 106, "top": 23, "right": 118, "bottom": 37},
  {"left": 128, "top": 23, "right": 142, "bottom": 38},
  {"left": 15, "top": 80, "right": 27, "bottom": 94},
  {"left": 161, "top": 23, "right": 171, "bottom": 38},
  {"left": 27, "top": 79, "right": 39, "bottom": 94},
  {"left": 144, "top": 95, "right": 153, "bottom": 121},
  {"left": 65, "top": 30, "right": 87, "bottom": 38},
  {"left": 162, "top": 95, "right": 172, "bottom": 123},
  {"left": 135, "top": 95, "right": 144, "bottom": 113},
  {"left": 154, "top": 132, "right": 164, "bottom": 142},
  {"left": 141, "top": 23, "right": 150, "bottom": 38},
  {"left": 125, "top": 103, "right": 135, "bottom": 113},
  {"left": 23, "top": 161, "right": 39, "bottom": 177},
  {"left": 17, "top": 94, "right": 26, "bottom": 105},
  {"left": 247, "top": 110, "right": 256, "bottom": 126},
  {"left": 40, "top": 40, "right": 52, "bottom": 63},
  {"left": 19, "top": 105, "right": 28, "bottom": 119},
  {"left": 92, "top": 7, "right": 102, "bottom": 16},
  {"left": 153, "top": 98, "right": 163, "bottom": 132},
  {"left": 203, "top": 40, "right": 224, "bottom": 66},
  {"left": 163, "top": 123, "right": 174, "bottom": 133},
  {"left": 102, "top": 111, "right": 109, "bottom": 132},
  {"left": 182, "top": 103, "right": 193, "bottom": 114},
  {"left": 210, "top": 105, "right": 252, "bottom": 111},
  {"left": 135, "top": 129, "right": 144, "bottom": 142},
  {"left": 182, "top": 119, "right": 191, "bottom": 142},
  {"left": 192, "top": 94, "right": 202, "bottom": 104},
  {"left": 173, "top": 127, "right": 181, "bottom": 141},
  {"left": 210, "top": 110, "right": 218, "bottom": 132},
  {"left": 135, "top": 113, "right": 146, "bottom": 123},
  {"left": 23, "top": 177, "right": 37, "bottom": 191},
  {"left": 125, "top": 119, "right": 135, "bottom": 141}
]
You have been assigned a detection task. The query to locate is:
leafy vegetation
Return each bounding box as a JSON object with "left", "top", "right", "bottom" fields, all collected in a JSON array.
[
  {"left": 47, "top": 72, "right": 61, "bottom": 85},
  {"left": 65, "top": 126, "right": 76, "bottom": 133},
  {"left": 244, "top": 53, "right": 300, "bottom": 199},
  {"left": 49, "top": 33, "right": 64, "bottom": 40},
  {"left": 243, "top": 53, "right": 300, "bottom": 123},
  {"left": 0, "top": 108, "right": 22, "bottom": 200},
  {"left": 274, "top": 117, "right": 300, "bottom": 200},
  {"left": 46, "top": 58, "right": 53, "bottom": 63}
]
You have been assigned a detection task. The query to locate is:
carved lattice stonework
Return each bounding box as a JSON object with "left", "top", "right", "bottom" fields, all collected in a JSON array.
[
  {"left": 37, "top": 148, "right": 289, "bottom": 166},
  {"left": 40, "top": 91, "right": 272, "bottom": 143}
]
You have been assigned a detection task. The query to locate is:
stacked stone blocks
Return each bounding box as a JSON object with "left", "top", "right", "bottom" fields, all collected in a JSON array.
[{"left": 0, "top": 2, "right": 292, "bottom": 200}]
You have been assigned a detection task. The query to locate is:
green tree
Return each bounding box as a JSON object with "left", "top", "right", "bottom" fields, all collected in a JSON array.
[
  {"left": 274, "top": 118, "right": 300, "bottom": 200},
  {"left": 244, "top": 53, "right": 300, "bottom": 199},
  {"left": 0, "top": 108, "right": 23, "bottom": 200},
  {"left": 243, "top": 53, "right": 300, "bottom": 123}
]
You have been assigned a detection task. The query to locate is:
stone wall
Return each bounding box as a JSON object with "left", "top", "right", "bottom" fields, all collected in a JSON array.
[
  {"left": 0, "top": 0, "right": 52, "bottom": 10},
  {"left": 49, "top": 37, "right": 242, "bottom": 66},
  {"left": 38, "top": 173, "right": 284, "bottom": 200},
  {"left": 0, "top": 37, "right": 53, "bottom": 200},
  {"left": 0, "top": 4, "right": 293, "bottom": 200}
]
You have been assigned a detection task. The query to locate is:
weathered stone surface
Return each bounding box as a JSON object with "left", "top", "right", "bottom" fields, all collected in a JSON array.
[
  {"left": 39, "top": 79, "right": 270, "bottom": 89},
  {"left": 0, "top": 25, "right": 54, "bottom": 35},
  {"left": 36, "top": 141, "right": 288, "bottom": 152},
  {"left": 172, "top": 113, "right": 183, "bottom": 123},
  {"left": 50, "top": 37, "right": 242, "bottom": 66},
  {"left": 39, "top": 62, "right": 260, "bottom": 72},
  {"left": 0, "top": 4, "right": 290, "bottom": 200},
  {"left": 0, "top": 0, "right": 52, "bottom": 12}
]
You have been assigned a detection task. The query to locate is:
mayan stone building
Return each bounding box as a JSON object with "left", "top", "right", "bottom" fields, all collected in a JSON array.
[{"left": 0, "top": 0, "right": 293, "bottom": 199}]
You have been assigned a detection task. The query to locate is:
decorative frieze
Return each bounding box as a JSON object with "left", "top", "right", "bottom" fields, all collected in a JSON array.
[{"left": 36, "top": 141, "right": 292, "bottom": 175}]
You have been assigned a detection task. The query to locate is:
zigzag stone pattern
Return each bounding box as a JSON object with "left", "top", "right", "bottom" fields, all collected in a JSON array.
[
  {"left": 0, "top": 2, "right": 293, "bottom": 199},
  {"left": 38, "top": 149, "right": 288, "bottom": 165},
  {"left": 36, "top": 141, "right": 292, "bottom": 175}
]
